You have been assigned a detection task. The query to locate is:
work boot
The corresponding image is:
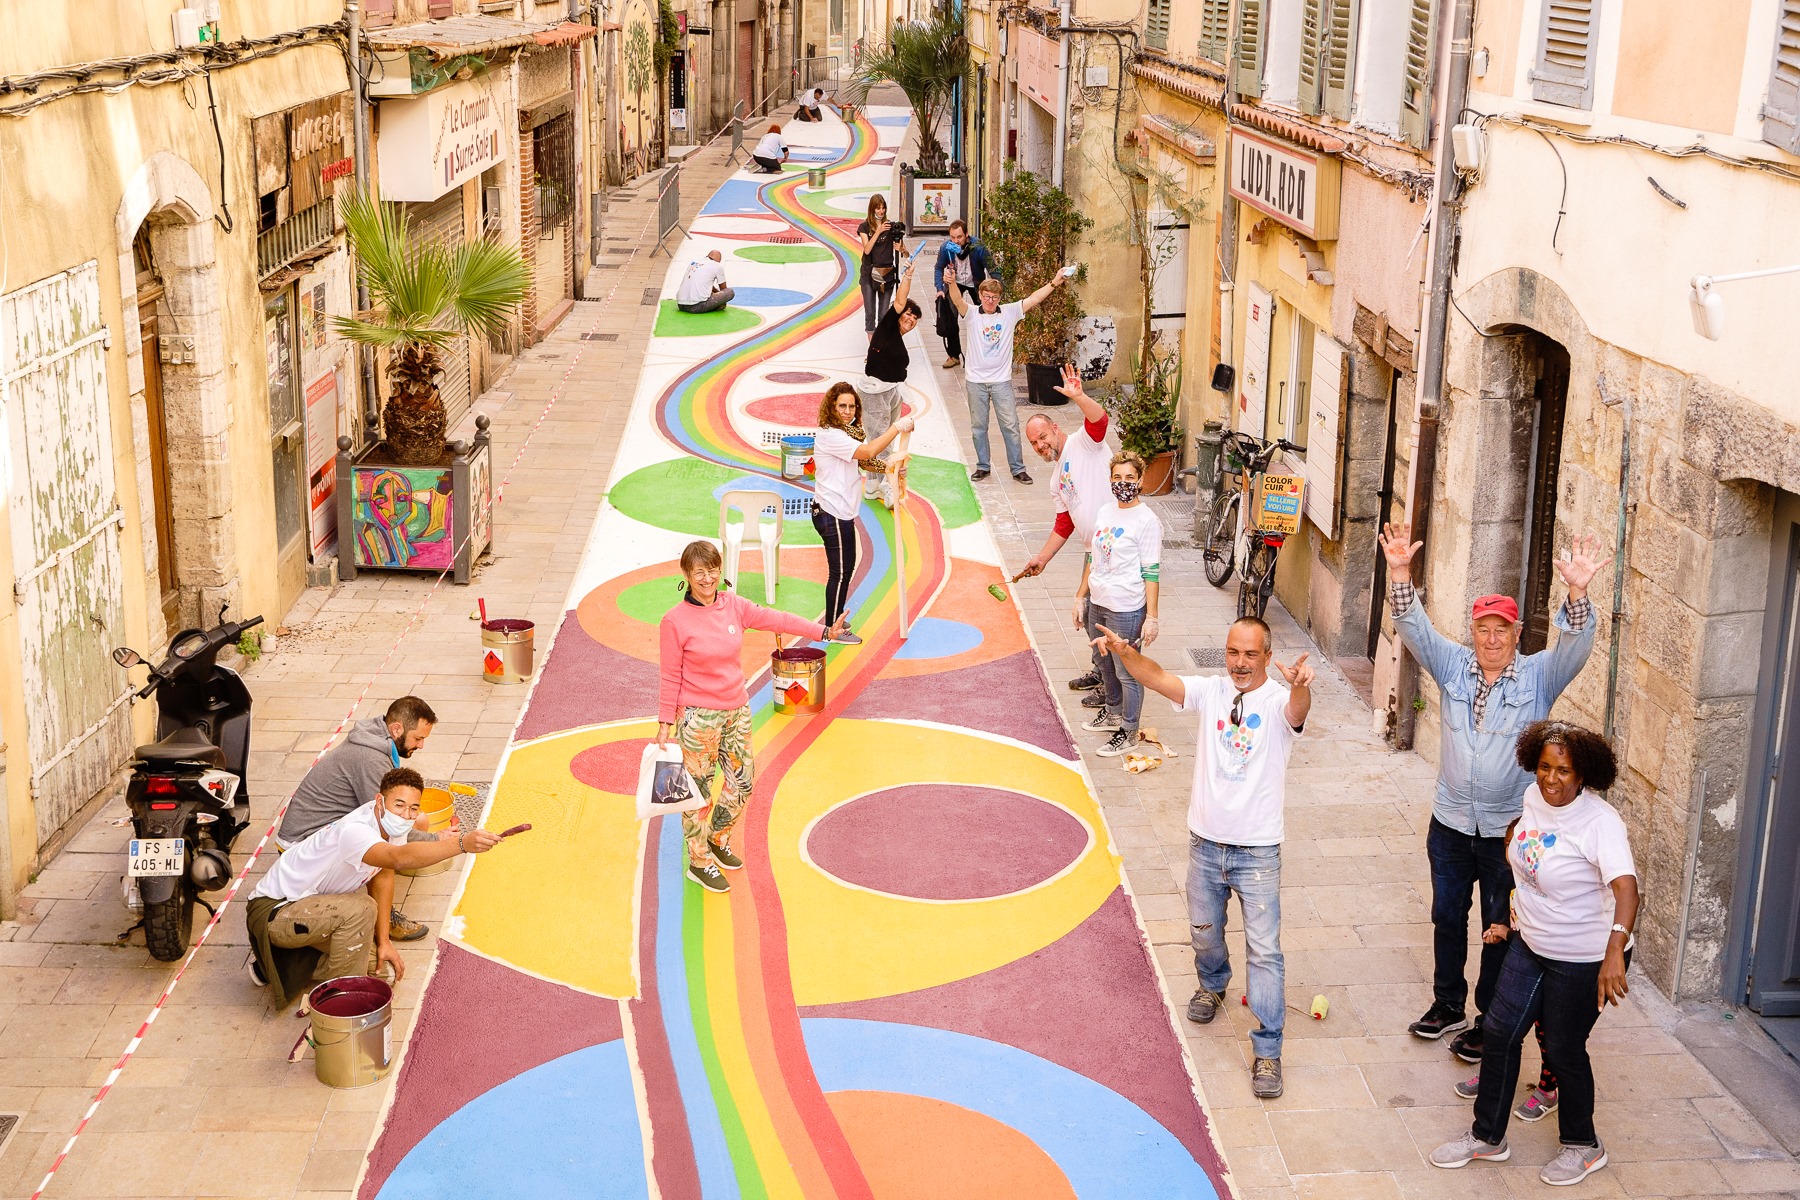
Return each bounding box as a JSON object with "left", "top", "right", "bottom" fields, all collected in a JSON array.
[
  {"left": 1187, "top": 988, "right": 1225, "bottom": 1024},
  {"left": 388, "top": 908, "right": 428, "bottom": 942},
  {"left": 1251, "top": 1056, "right": 1283, "bottom": 1099}
]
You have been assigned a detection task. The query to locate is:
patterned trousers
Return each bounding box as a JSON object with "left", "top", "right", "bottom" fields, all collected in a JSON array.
[{"left": 678, "top": 704, "right": 755, "bottom": 864}]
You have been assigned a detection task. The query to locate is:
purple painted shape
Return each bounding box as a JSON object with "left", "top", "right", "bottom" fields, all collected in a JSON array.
[
  {"left": 807, "top": 784, "right": 1086, "bottom": 900},
  {"left": 515, "top": 612, "right": 659, "bottom": 741},
  {"left": 765, "top": 369, "right": 826, "bottom": 383},
  {"left": 359, "top": 942, "right": 624, "bottom": 1200},
  {"left": 841, "top": 649, "right": 1077, "bottom": 759},
  {"left": 801, "top": 889, "right": 1226, "bottom": 1179}
]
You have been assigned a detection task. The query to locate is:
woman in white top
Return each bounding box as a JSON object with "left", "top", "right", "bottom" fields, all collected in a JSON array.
[
  {"left": 811, "top": 381, "right": 914, "bottom": 646},
  {"left": 752, "top": 125, "right": 788, "bottom": 174},
  {"left": 1432, "top": 719, "right": 1639, "bottom": 1188},
  {"left": 1072, "top": 452, "right": 1163, "bottom": 758}
]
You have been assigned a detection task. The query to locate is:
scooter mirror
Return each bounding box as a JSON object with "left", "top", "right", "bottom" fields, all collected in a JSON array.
[{"left": 112, "top": 647, "right": 142, "bottom": 668}]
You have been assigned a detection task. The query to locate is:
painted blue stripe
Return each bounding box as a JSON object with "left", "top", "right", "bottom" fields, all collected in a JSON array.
[
  {"left": 801, "top": 1018, "right": 1220, "bottom": 1200},
  {"left": 654, "top": 813, "right": 740, "bottom": 1195}
]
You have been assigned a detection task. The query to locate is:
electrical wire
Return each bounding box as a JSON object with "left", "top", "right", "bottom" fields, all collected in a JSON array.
[
  {"left": 1479, "top": 110, "right": 1800, "bottom": 183},
  {"left": 1528, "top": 125, "right": 1569, "bottom": 255},
  {"left": 202, "top": 69, "right": 233, "bottom": 233}
]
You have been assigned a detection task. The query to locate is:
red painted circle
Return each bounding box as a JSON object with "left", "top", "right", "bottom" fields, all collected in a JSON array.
[
  {"left": 745, "top": 393, "right": 825, "bottom": 425},
  {"left": 570, "top": 738, "right": 653, "bottom": 795}
]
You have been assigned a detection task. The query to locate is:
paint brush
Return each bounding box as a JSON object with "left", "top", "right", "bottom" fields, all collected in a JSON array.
[{"left": 478, "top": 598, "right": 488, "bottom": 626}]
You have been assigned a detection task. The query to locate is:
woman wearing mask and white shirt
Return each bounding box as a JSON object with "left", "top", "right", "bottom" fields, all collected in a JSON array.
[
  {"left": 811, "top": 381, "right": 914, "bottom": 646},
  {"left": 1432, "top": 719, "right": 1639, "bottom": 1188},
  {"left": 1073, "top": 452, "right": 1162, "bottom": 758}
]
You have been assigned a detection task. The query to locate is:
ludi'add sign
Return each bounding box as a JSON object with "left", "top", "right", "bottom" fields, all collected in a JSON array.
[
  {"left": 1228, "top": 128, "right": 1339, "bottom": 242},
  {"left": 376, "top": 76, "right": 507, "bottom": 203}
]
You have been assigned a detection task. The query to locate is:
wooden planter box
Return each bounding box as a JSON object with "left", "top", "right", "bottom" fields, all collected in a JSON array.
[
  {"left": 898, "top": 164, "right": 967, "bottom": 238},
  {"left": 334, "top": 415, "right": 493, "bottom": 586}
]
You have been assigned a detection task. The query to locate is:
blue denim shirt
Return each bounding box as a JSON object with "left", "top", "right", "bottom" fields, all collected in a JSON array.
[{"left": 1393, "top": 594, "right": 1596, "bottom": 837}]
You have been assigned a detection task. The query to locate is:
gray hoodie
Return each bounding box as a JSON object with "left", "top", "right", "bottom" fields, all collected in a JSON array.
[{"left": 277, "top": 717, "right": 399, "bottom": 844}]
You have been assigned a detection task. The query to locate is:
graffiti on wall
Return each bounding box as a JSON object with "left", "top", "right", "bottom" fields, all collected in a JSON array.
[{"left": 350, "top": 463, "right": 453, "bottom": 570}]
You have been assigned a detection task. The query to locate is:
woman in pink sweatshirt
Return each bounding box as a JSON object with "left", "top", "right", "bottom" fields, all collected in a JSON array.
[{"left": 657, "top": 540, "right": 845, "bottom": 892}]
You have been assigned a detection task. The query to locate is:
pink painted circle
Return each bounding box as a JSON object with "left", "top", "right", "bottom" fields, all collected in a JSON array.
[
  {"left": 806, "top": 785, "right": 1088, "bottom": 900},
  {"left": 570, "top": 738, "right": 653, "bottom": 795},
  {"left": 746, "top": 393, "right": 915, "bottom": 426},
  {"left": 765, "top": 370, "right": 826, "bottom": 384}
]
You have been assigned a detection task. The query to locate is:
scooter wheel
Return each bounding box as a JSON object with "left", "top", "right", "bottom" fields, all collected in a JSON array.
[{"left": 144, "top": 888, "right": 195, "bottom": 962}]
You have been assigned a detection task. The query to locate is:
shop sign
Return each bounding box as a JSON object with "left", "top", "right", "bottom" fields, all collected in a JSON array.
[
  {"left": 377, "top": 76, "right": 507, "bottom": 203},
  {"left": 1254, "top": 473, "right": 1305, "bottom": 535},
  {"left": 1229, "top": 128, "right": 1339, "bottom": 241},
  {"left": 289, "top": 96, "right": 350, "bottom": 211},
  {"left": 1017, "top": 25, "right": 1058, "bottom": 114}
]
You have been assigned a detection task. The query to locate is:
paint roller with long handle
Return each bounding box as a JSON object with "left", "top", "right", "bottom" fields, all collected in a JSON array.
[{"left": 888, "top": 426, "right": 912, "bottom": 637}]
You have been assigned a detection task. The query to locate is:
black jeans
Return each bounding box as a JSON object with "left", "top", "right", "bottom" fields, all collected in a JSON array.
[
  {"left": 752, "top": 154, "right": 782, "bottom": 173},
  {"left": 1472, "top": 937, "right": 1629, "bottom": 1147},
  {"left": 1428, "top": 817, "right": 1514, "bottom": 1016},
  {"left": 936, "top": 293, "right": 962, "bottom": 358},
  {"left": 860, "top": 271, "right": 895, "bottom": 333},
  {"left": 811, "top": 505, "right": 858, "bottom": 627}
]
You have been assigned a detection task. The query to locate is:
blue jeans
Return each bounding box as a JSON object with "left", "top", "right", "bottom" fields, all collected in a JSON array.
[
  {"left": 965, "top": 380, "right": 1024, "bottom": 474},
  {"left": 1428, "top": 817, "right": 1515, "bottom": 1017},
  {"left": 1472, "top": 937, "right": 1630, "bottom": 1148},
  {"left": 1188, "top": 836, "right": 1285, "bottom": 1059},
  {"left": 1086, "top": 603, "right": 1145, "bottom": 732},
  {"left": 860, "top": 272, "right": 895, "bottom": 332}
]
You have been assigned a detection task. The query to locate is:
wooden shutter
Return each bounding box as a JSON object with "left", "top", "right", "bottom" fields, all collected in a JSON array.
[
  {"left": 1237, "top": 0, "right": 1265, "bottom": 98},
  {"left": 1399, "top": 0, "right": 1437, "bottom": 146},
  {"left": 1531, "top": 0, "right": 1600, "bottom": 109},
  {"left": 1299, "top": 0, "right": 1326, "bottom": 115},
  {"left": 1303, "top": 335, "right": 1346, "bottom": 537},
  {"left": 1147, "top": 0, "right": 1171, "bottom": 51},
  {"left": 1764, "top": 0, "right": 1800, "bottom": 152},
  {"left": 1199, "top": 0, "right": 1232, "bottom": 64},
  {"left": 1240, "top": 283, "right": 1273, "bottom": 437},
  {"left": 1149, "top": 208, "right": 1189, "bottom": 337},
  {"left": 1323, "top": 0, "right": 1359, "bottom": 119}
]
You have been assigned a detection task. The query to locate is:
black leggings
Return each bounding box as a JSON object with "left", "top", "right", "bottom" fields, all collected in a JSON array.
[
  {"left": 812, "top": 505, "right": 858, "bottom": 627},
  {"left": 753, "top": 154, "right": 782, "bottom": 173}
]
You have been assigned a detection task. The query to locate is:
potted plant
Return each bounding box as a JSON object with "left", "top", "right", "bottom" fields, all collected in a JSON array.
[
  {"left": 980, "top": 170, "right": 1094, "bottom": 405},
  {"left": 850, "top": 10, "right": 972, "bottom": 233},
  {"left": 1105, "top": 348, "right": 1183, "bottom": 495},
  {"left": 332, "top": 190, "right": 529, "bottom": 583}
]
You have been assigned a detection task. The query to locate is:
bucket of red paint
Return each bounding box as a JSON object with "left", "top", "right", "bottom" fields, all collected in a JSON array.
[
  {"left": 771, "top": 645, "right": 826, "bottom": 715},
  {"left": 481, "top": 618, "right": 535, "bottom": 684},
  {"left": 306, "top": 975, "right": 393, "bottom": 1088}
]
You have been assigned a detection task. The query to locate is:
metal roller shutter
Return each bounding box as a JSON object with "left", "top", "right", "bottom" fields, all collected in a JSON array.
[{"left": 405, "top": 192, "right": 473, "bottom": 431}]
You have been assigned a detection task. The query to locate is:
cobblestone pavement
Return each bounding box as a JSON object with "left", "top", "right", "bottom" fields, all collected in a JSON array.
[{"left": 2, "top": 130, "right": 1798, "bottom": 1198}]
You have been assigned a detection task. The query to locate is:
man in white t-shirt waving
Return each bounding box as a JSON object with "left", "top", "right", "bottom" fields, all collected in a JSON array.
[
  {"left": 1094, "top": 615, "right": 1313, "bottom": 1100},
  {"left": 943, "top": 266, "right": 1067, "bottom": 484}
]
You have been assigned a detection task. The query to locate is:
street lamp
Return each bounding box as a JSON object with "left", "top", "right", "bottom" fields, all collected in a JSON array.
[{"left": 1689, "top": 264, "right": 1800, "bottom": 340}]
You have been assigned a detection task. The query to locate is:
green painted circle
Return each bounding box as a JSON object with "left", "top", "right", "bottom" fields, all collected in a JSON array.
[
  {"left": 653, "top": 300, "right": 762, "bottom": 337},
  {"left": 609, "top": 458, "right": 821, "bottom": 545},
  {"left": 617, "top": 572, "right": 827, "bottom": 626},
  {"left": 735, "top": 245, "right": 834, "bottom": 264}
]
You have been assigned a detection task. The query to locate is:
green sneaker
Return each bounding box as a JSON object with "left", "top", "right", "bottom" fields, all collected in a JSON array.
[
  {"left": 687, "top": 861, "right": 730, "bottom": 892},
  {"left": 709, "top": 840, "right": 744, "bottom": 871}
]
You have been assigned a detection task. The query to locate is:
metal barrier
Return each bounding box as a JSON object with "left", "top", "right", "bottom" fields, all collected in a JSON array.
[
  {"left": 650, "top": 160, "right": 686, "bottom": 257},
  {"left": 728, "top": 114, "right": 744, "bottom": 165},
  {"left": 793, "top": 55, "right": 843, "bottom": 93}
]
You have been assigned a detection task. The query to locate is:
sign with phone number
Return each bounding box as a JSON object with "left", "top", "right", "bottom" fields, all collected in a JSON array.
[{"left": 1255, "top": 473, "right": 1305, "bottom": 535}]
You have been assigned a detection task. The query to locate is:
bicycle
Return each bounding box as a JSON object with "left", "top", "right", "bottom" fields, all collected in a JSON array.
[{"left": 1201, "top": 430, "right": 1301, "bottom": 620}]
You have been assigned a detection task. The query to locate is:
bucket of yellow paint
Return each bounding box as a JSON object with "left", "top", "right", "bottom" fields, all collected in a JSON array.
[
  {"left": 401, "top": 783, "right": 475, "bottom": 877},
  {"left": 771, "top": 646, "right": 826, "bottom": 715}
]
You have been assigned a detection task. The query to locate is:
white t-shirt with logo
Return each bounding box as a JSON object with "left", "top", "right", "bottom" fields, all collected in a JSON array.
[
  {"left": 962, "top": 301, "right": 1024, "bottom": 384},
  {"left": 1055, "top": 420, "right": 1112, "bottom": 549},
  {"left": 675, "top": 258, "right": 727, "bottom": 306},
  {"left": 1508, "top": 784, "right": 1637, "bottom": 962},
  {"left": 1176, "top": 675, "right": 1301, "bottom": 847},
  {"left": 811, "top": 428, "right": 863, "bottom": 521},
  {"left": 1087, "top": 500, "right": 1163, "bottom": 613},
  {"left": 754, "top": 132, "right": 786, "bottom": 160},
  {"left": 251, "top": 802, "right": 388, "bottom": 904}
]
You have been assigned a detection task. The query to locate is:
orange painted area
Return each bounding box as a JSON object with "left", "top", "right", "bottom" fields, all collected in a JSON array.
[
  {"left": 881, "top": 557, "right": 1030, "bottom": 679},
  {"left": 825, "top": 1090, "right": 1076, "bottom": 1199}
]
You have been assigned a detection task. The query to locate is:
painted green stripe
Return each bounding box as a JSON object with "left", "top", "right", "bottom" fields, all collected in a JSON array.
[{"left": 683, "top": 873, "right": 768, "bottom": 1196}]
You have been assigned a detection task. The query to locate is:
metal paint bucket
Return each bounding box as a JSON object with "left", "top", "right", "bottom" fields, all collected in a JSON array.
[
  {"left": 807, "top": 166, "right": 828, "bottom": 189},
  {"left": 306, "top": 975, "right": 393, "bottom": 1088},
  {"left": 401, "top": 783, "right": 475, "bottom": 877},
  {"left": 480, "top": 618, "right": 534, "bottom": 683},
  {"left": 780, "top": 434, "right": 815, "bottom": 480},
  {"left": 771, "top": 646, "right": 826, "bottom": 715}
]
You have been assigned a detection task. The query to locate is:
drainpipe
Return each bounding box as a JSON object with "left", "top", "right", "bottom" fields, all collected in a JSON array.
[
  {"left": 1602, "top": 393, "right": 1632, "bottom": 740},
  {"left": 1051, "top": 0, "right": 1070, "bottom": 187},
  {"left": 346, "top": 0, "right": 380, "bottom": 436},
  {"left": 1394, "top": 0, "right": 1474, "bottom": 748},
  {"left": 0, "top": 738, "right": 13, "bottom": 921}
]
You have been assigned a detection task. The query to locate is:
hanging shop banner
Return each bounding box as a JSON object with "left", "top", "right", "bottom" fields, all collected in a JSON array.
[
  {"left": 1228, "top": 128, "right": 1340, "bottom": 241},
  {"left": 1017, "top": 25, "right": 1058, "bottom": 114},
  {"left": 377, "top": 76, "right": 508, "bottom": 203}
]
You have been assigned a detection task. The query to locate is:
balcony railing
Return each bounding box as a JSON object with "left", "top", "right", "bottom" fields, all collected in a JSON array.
[{"left": 257, "top": 198, "right": 336, "bottom": 280}]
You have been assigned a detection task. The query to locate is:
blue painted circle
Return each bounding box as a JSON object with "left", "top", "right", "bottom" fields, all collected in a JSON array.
[
  {"left": 893, "top": 617, "right": 985, "bottom": 661},
  {"left": 868, "top": 115, "right": 912, "bottom": 126},
  {"left": 731, "top": 286, "right": 814, "bottom": 308}
]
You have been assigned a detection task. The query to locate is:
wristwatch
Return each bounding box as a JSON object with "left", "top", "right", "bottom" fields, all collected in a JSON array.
[{"left": 1610, "top": 922, "right": 1634, "bottom": 949}]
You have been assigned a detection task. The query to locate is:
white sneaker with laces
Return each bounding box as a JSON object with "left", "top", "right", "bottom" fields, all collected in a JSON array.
[
  {"left": 1096, "top": 730, "right": 1135, "bottom": 757},
  {"left": 1081, "top": 710, "right": 1120, "bottom": 732}
]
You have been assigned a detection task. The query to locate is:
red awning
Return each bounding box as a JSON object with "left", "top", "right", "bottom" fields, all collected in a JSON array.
[{"left": 534, "top": 21, "right": 598, "bottom": 46}]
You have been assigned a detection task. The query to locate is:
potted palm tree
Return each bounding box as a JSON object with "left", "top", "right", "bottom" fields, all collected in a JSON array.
[
  {"left": 980, "top": 171, "right": 1093, "bottom": 405},
  {"left": 851, "top": 10, "right": 971, "bottom": 231},
  {"left": 331, "top": 190, "right": 529, "bottom": 584}
]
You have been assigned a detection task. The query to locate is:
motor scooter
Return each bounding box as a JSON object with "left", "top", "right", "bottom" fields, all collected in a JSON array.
[{"left": 112, "top": 606, "right": 261, "bottom": 961}]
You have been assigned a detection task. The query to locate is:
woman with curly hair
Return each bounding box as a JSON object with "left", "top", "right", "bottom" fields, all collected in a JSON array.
[
  {"left": 1432, "top": 720, "right": 1639, "bottom": 1187},
  {"left": 811, "top": 382, "right": 914, "bottom": 645}
]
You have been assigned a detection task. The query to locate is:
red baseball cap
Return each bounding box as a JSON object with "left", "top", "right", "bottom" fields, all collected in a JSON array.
[{"left": 1471, "top": 595, "right": 1520, "bottom": 623}]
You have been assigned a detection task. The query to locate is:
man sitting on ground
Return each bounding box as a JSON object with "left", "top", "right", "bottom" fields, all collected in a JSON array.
[
  {"left": 676, "top": 249, "right": 736, "bottom": 314},
  {"left": 276, "top": 695, "right": 441, "bottom": 941},
  {"left": 246, "top": 768, "right": 502, "bottom": 1006}
]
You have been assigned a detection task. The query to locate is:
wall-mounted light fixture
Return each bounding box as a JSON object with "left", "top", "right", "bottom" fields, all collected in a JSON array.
[{"left": 1689, "top": 264, "right": 1800, "bottom": 340}]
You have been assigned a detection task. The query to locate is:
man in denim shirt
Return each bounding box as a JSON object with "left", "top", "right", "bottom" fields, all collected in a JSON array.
[{"left": 1378, "top": 522, "right": 1610, "bottom": 1064}]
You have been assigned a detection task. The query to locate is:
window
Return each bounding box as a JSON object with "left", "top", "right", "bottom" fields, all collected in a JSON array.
[
  {"left": 1764, "top": 0, "right": 1800, "bottom": 153},
  {"left": 1299, "top": 0, "right": 1327, "bottom": 114},
  {"left": 1531, "top": 0, "right": 1601, "bottom": 110},
  {"left": 1399, "top": 0, "right": 1437, "bottom": 145},
  {"left": 1297, "top": 0, "right": 1358, "bottom": 118},
  {"left": 1237, "top": 0, "right": 1266, "bottom": 99},
  {"left": 1302, "top": 334, "right": 1346, "bottom": 537},
  {"left": 1147, "top": 0, "right": 1171, "bottom": 51},
  {"left": 1200, "top": 0, "right": 1232, "bottom": 63}
]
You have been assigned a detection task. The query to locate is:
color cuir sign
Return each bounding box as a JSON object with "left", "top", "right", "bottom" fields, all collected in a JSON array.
[{"left": 1229, "top": 128, "right": 1340, "bottom": 242}]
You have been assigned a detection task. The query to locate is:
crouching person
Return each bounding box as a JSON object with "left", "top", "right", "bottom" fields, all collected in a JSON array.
[{"left": 245, "top": 767, "right": 502, "bottom": 1006}]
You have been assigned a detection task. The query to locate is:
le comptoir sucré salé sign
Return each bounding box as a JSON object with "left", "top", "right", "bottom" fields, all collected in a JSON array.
[
  {"left": 1228, "top": 128, "right": 1340, "bottom": 242},
  {"left": 376, "top": 76, "right": 507, "bottom": 204}
]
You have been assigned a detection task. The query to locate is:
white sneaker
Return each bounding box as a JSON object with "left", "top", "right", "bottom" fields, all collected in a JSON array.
[{"left": 1082, "top": 710, "right": 1120, "bottom": 732}]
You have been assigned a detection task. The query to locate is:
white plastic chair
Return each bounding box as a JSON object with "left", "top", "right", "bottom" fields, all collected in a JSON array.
[{"left": 719, "top": 490, "right": 783, "bottom": 604}]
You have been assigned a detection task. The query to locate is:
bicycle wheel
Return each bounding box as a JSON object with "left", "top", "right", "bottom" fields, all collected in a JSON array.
[
  {"left": 1238, "top": 541, "right": 1279, "bottom": 619},
  {"left": 1203, "top": 491, "right": 1238, "bottom": 588}
]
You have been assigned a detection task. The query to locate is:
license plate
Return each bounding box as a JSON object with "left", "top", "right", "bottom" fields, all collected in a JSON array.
[{"left": 128, "top": 838, "right": 185, "bottom": 878}]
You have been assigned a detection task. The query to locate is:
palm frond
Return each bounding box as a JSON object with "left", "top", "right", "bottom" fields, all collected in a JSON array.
[
  {"left": 331, "top": 313, "right": 458, "bottom": 349},
  {"left": 444, "top": 237, "right": 533, "bottom": 337},
  {"left": 851, "top": 10, "right": 972, "bottom": 173}
]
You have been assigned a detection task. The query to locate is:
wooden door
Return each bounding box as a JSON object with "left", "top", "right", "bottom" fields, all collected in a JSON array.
[
  {"left": 737, "top": 21, "right": 755, "bottom": 113},
  {"left": 137, "top": 282, "right": 181, "bottom": 633}
]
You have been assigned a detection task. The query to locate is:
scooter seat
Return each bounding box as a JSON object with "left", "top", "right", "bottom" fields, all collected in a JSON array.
[{"left": 135, "top": 728, "right": 226, "bottom": 769}]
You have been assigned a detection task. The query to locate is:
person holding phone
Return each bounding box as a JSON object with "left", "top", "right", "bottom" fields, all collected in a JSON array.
[
  {"left": 857, "top": 195, "right": 907, "bottom": 334},
  {"left": 812, "top": 382, "right": 916, "bottom": 644},
  {"left": 657, "top": 541, "right": 846, "bottom": 892}
]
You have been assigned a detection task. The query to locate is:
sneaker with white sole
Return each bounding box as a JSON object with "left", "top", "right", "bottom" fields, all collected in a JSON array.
[
  {"left": 1453, "top": 1073, "right": 1480, "bottom": 1100},
  {"left": 1082, "top": 710, "right": 1120, "bottom": 732},
  {"left": 687, "top": 861, "right": 730, "bottom": 892},
  {"left": 1430, "top": 1132, "right": 1510, "bottom": 1169},
  {"left": 246, "top": 951, "right": 268, "bottom": 988},
  {"left": 1515, "top": 1086, "right": 1558, "bottom": 1122},
  {"left": 1096, "top": 730, "right": 1135, "bottom": 757},
  {"left": 1539, "top": 1140, "right": 1606, "bottom": 1186},
  {"left": 1081, "top": 691, "right": 1108, "bottom": 709},
  {"left": 1068, "top": 671, "right": 1102, "bottom": 691}
]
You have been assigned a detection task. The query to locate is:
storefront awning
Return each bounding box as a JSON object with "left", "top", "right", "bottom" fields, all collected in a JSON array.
[
  {"left": 365, "top": 15, "right": 567, "bottom": 60},
  {"left": 534, "top": 21, "right": 597, "bottom": 47}
]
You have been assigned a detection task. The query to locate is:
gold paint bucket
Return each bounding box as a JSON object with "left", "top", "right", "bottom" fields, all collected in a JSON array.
[
  {"left": 771, "top": 646, "right": 827, "bottom": 715},
  {"left": 401, "top": 783, "right": 477, "bottom": 877}
]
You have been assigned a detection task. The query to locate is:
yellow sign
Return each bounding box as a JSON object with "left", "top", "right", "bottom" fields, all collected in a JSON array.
[{"left": 1255, "top": 473, "right": 1305, "bottom": 534}]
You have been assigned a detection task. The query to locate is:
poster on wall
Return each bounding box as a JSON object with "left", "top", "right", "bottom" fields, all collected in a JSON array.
[
  {"left": 305, "top": 368, "right": 341, "bottom": 557},
  {"left": 910, "top": 177, "right": 960, "bottom": 231}
]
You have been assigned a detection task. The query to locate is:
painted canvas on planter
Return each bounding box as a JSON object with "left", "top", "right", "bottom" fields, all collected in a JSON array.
[{"left": 351, "top": 463, "right": 453, "bottom": 570}]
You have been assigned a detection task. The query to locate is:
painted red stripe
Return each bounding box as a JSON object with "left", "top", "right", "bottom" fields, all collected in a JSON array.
[{"left": 630, "top": 824, "right": 703, "bottom": 1198}]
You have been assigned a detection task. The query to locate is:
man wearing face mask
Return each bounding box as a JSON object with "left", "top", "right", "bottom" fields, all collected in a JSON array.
[
  {"left": 245, "top": 768, "right": 503, "bottom": 1006},
  {"left": 275, "top": 696, "right": 440, "bottom": 941}
]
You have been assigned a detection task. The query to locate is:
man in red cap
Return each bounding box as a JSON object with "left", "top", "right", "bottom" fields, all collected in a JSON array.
[{"left": 1377, "top": 522, "right": 1610, "bottom": 1067}]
